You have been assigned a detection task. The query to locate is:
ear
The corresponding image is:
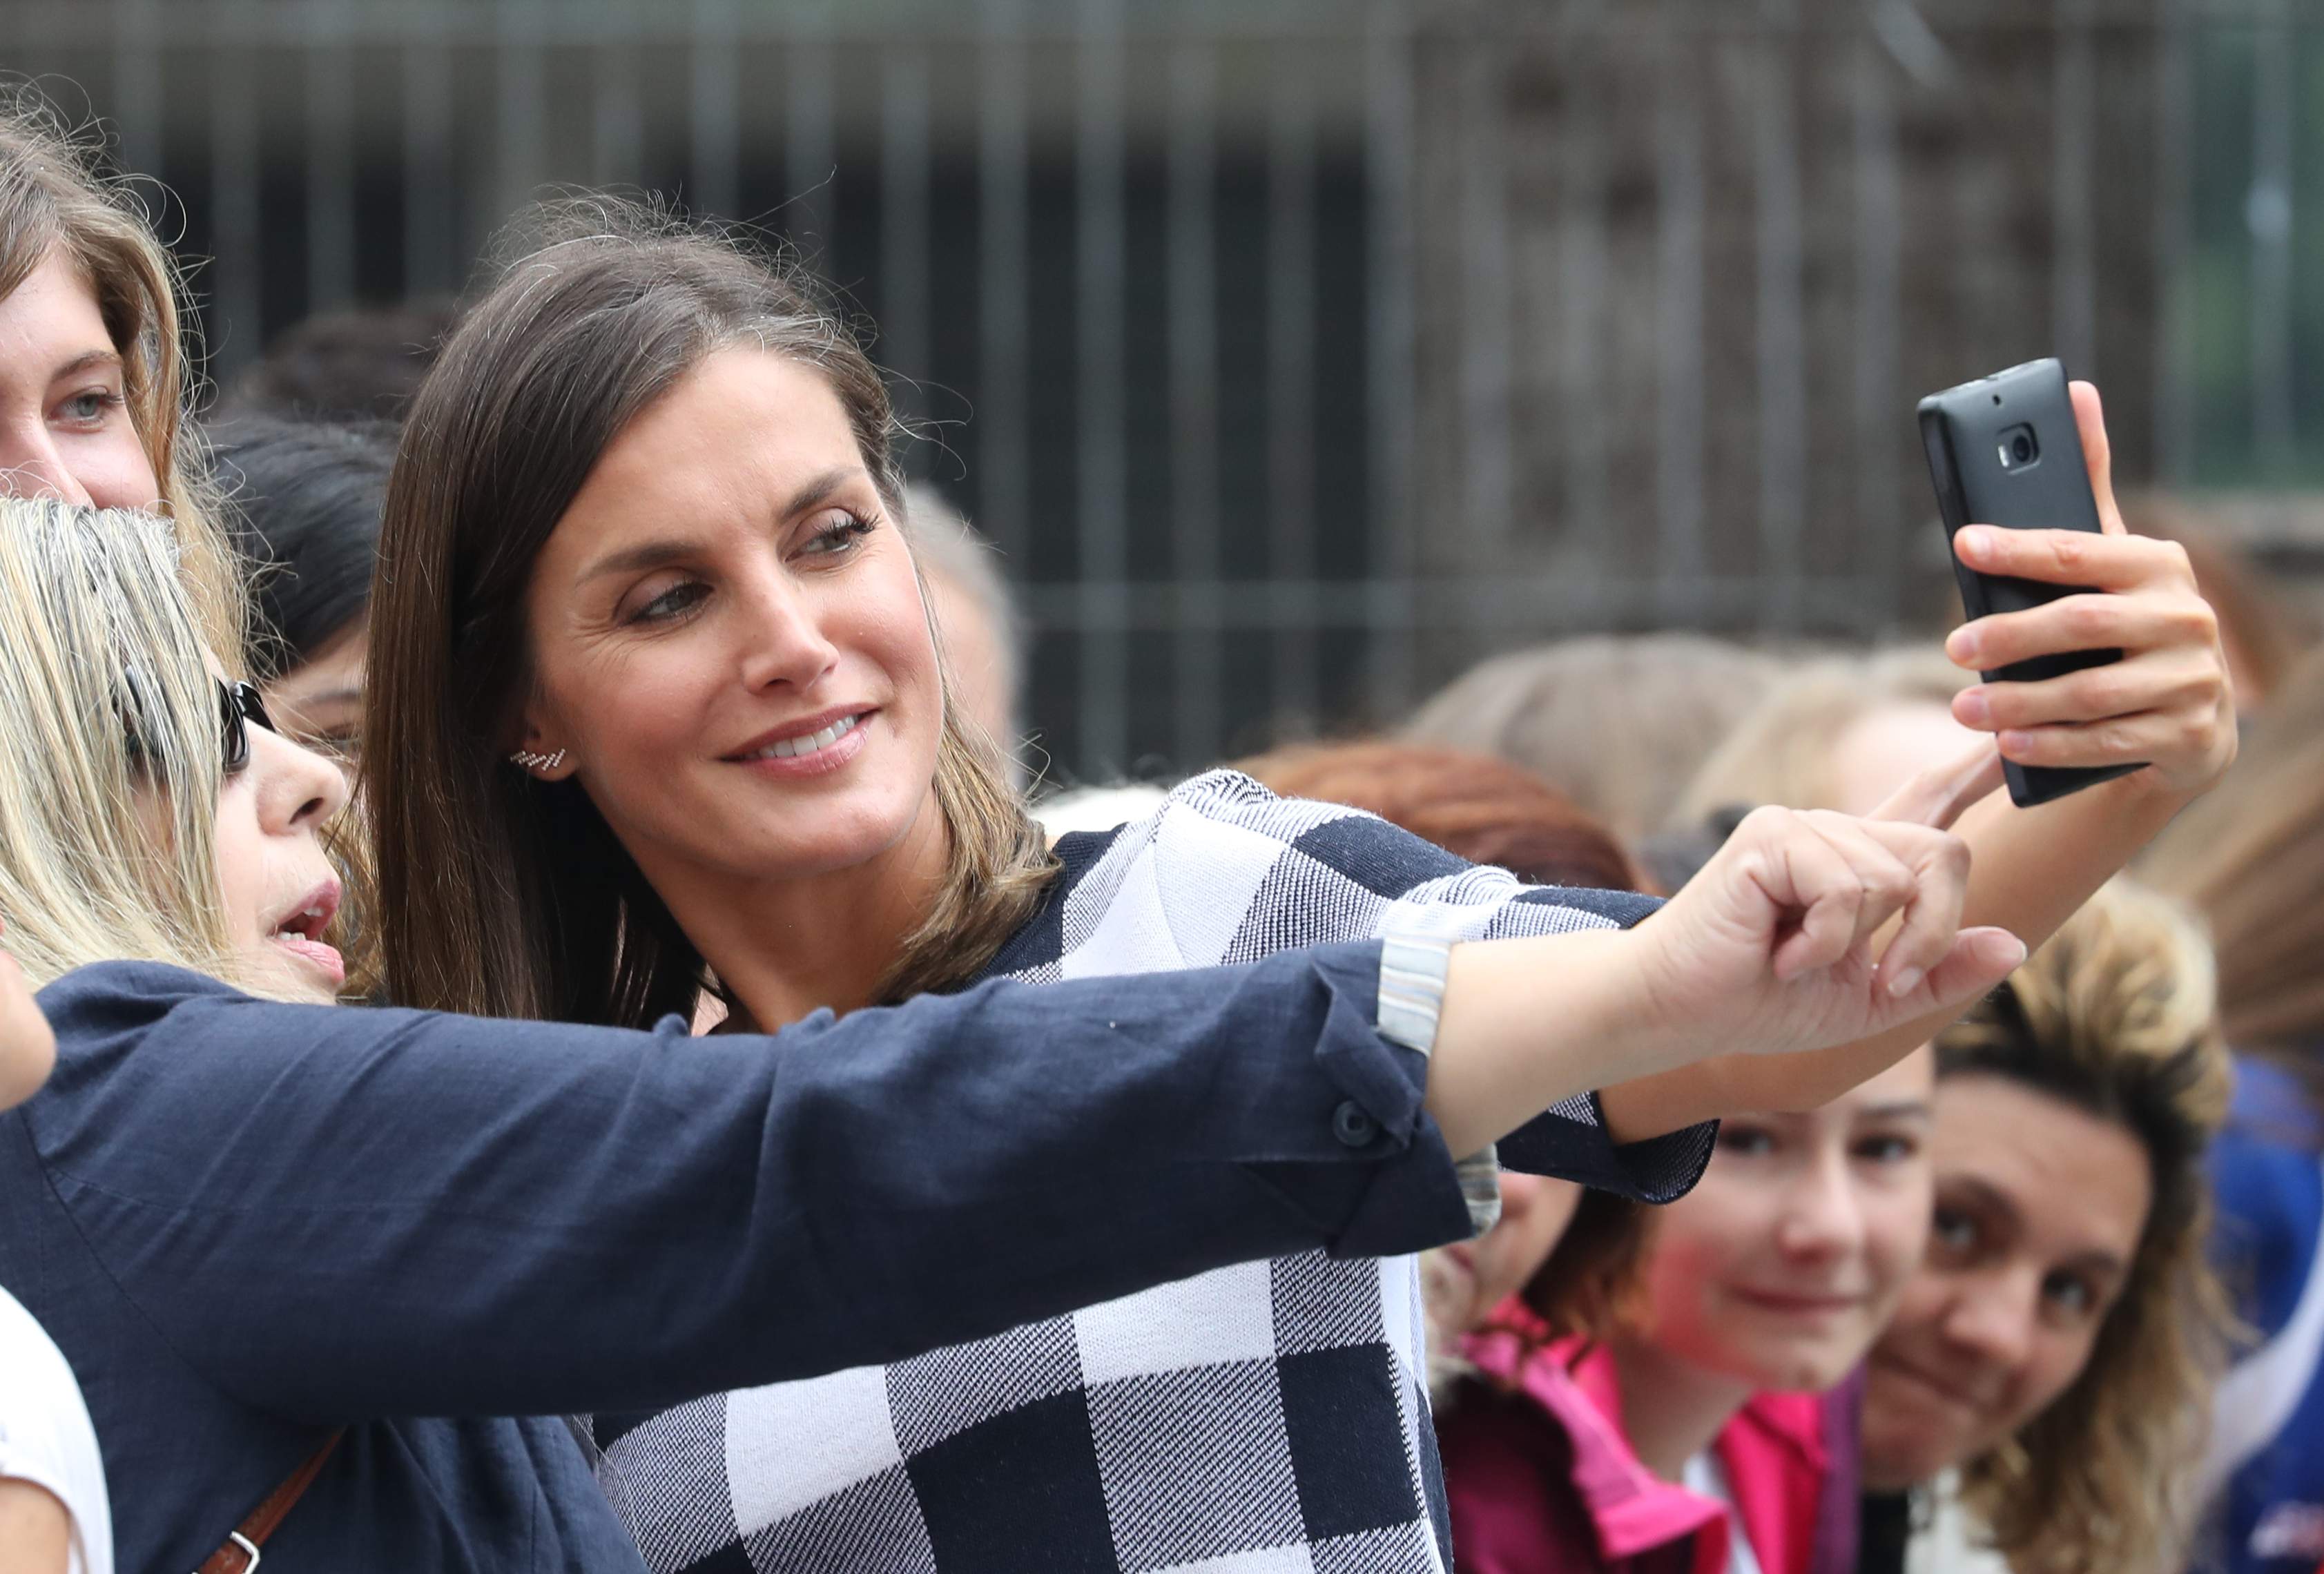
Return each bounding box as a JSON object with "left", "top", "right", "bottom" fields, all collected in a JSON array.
[{"left": 508, "top": 705, "right": 578, "bottom": 781}]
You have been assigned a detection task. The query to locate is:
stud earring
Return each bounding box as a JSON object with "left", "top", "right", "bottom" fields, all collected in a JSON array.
[{"left": 509, "top": 748, "right": 567, "bottom": 773}]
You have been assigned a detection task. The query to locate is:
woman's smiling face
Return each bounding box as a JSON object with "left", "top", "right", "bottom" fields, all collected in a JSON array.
[{"left": 518, "top": 348, "right": 945, "bottom": 893}]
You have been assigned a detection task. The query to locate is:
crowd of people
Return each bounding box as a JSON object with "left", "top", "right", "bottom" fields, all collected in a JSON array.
[{"left": 0, "top": 81, "right": 2315, "bottom": 1574}]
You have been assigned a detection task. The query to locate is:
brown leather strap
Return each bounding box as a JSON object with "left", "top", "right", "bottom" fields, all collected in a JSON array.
[{"left": 196, "top": 1430, "right": 345, "bottom": 1574}]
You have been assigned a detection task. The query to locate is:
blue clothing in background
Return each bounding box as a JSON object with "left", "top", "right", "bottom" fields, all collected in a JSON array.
[
  {"left": 2, "top": 944, "right": 1481, "bottom": 1573},
  {"left": 2199, "top": 1056, "right": 2324, "bottom": 1574}
]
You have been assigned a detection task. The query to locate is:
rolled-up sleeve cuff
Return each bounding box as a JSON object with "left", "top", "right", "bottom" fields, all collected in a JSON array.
[
  {"left": 1239, "top": 942, "right": 1480, "bottom": 1260},
  {"left": 1498, "top": 1092, "right": 1716, "bottom": 1204}
]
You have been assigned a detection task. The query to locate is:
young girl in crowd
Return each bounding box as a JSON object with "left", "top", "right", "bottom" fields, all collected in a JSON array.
[
  {"left": 0, "top": 94, "right": 242, "bottom": 658},
  {"left": 365, "top": 197, "right": 2229, "bottom": 1573},
  {"left": 1438, "top": 1046, "right": 1930, "bottom": 1574},
  {"left": 1857, "top": 881, "right": 2233, "bottom": 1574},
  {"left": 358, "top": 199, "right": 2101, "bottom": 1574},
  {"left": 0, "top": 930, "right": 108, "bottom": 1574},
  {"left": 2146, "top": 648, "right": 2324, "bottom": 1574},
  {"left": 0, "top": 496, "right": 2016, "bottom": 1573}
]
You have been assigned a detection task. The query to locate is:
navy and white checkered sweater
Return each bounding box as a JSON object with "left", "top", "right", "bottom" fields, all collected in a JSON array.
[{"left": 588, "top": 771, "right": 1712, "bottom": 1574}]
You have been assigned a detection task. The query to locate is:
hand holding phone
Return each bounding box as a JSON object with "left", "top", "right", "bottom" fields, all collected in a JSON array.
[{"left": 1916, "top": 364, "right": 2236, "bottom": 808}]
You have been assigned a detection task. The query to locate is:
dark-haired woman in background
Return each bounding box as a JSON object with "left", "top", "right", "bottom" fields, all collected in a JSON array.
[{"left": 209, "top": 416, "right": 392, "bottom": 755}]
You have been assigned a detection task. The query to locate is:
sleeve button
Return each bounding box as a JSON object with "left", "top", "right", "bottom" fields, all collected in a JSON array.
[{"left": 1332, "top": 1100, "right": 1380, "bottom": 1148}]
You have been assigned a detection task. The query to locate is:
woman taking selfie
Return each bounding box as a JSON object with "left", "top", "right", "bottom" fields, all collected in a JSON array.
[
  {"left": 0, "top": 496, "right": 2014, "bottom": 1572},
  {"left": 364, "top": 199, "right": 2234, "bottom": 1571}
]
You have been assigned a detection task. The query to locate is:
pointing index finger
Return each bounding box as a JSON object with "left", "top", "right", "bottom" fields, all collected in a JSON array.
[{"left": 1869, "top": 740, "right": 2004, "bottom": 830}]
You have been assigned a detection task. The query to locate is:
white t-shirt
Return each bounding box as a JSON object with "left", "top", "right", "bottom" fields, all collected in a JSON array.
[
  {"left": 1684, "top": 1450, "right": 1768, "bottom": 1574},
  {"left": 0, "top": 1285, "right": 112, "bottom": 1574}
]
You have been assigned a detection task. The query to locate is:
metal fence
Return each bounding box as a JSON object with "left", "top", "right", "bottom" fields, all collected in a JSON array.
[{"left": 7, "top": 0, "right": 2319, "bottom": 780}]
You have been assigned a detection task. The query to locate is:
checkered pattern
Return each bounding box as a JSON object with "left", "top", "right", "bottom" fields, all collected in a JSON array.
[{"left": 589, "top": 770, "right": 1691, "bottom": 1574}]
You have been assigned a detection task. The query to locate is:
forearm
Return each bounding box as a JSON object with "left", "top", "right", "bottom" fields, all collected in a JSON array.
[{"left": 1426, "top": 926, "right": 1693, "bottom": 1158}]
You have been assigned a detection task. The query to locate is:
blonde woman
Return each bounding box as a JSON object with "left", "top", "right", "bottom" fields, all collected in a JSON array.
[
  {"left": 365, "top": 200, "right": 2229, "bottom": 1572},
  {"left": 0, "top": 496, "right": 2008, "bottom": 1572},
  {"left": 1857, "top": 881, "right": 2234, "bottom": 1574},
  {"left": 0, "top": 88, "right": 240, "bottom": 658}
]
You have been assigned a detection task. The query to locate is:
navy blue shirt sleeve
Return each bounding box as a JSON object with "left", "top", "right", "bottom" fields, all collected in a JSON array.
[{"left": 26, "top": 944, "right": 1467, "bottom": 1426}]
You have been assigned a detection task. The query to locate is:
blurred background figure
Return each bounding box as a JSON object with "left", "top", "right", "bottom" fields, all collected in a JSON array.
[
  {"left": 215, "top": 299, "right": 459, "bottom": 426},
  {"left": 2144, "top": 648, "right": 2324, "bottom": 1574},
  {"left": 904, "top": 483, "right": 1028, "bottom": 779},
  {"left": 207, "top": 416, "right": 392, "bottom": 756},
  {"left": 1404, "top": 634, "right": 1788, "bottom": 846},
  {"left": 1857, "top": 880, "right": 2232, "bottom": 1574},
  {"left": 13, "top": 0, "right": 2321, "bottom": 788}
]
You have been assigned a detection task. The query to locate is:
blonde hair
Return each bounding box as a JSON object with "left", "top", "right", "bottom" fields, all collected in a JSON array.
[
  {"left": 1935, "top": 880, "right": 2234, "bottom": 1574},
  {"left": 0, "top": 86, "right": 244, "bottom": 663},
  {"left": 0, "top": 497, "right": 249, "bottom": 990},
  {"left": 1402, "top": 634, "right": 1788, "bottom": 842},
  {"left": 1670, "top": 646, "right": 1968, "bottom": 823}
]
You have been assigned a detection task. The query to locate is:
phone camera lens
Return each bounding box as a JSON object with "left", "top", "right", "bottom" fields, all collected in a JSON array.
[{"left": 2011, "top": 434, "right": 2033, "bottom": 463}]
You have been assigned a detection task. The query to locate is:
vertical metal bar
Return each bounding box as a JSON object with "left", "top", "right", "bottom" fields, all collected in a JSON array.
[
  {"left": 786, "top": 38, "right": 838, "bottom": 257},
  {"left": 2051, "top": 0, "right": 2097, "bottom": 378},
  {"left": 1268, "top": 47, "right": 1319, "bottom": 732},
  {"left": 2251, "top": 0, "right": 2297, "bottom": 477},
  {"left": 1168, "top": 42, "right": 1221, "bottom": 768},
  {"left": 1076, "top": 0, "right": 1130, "bottom": 776},
  {"left": 1852, "top": 26, "right": 1904, "bottom": 620},
  {"left": 1656, "top": 8, "right": 1707, "bottom": 607},
  {"left": 1365, "top": 0, "right": 1417, "bottom": 719},
  {"left": 978, "top": 0, "right": 1032, "bottom": 564},
  {"left": 1456, "top": 39, "right": 1513, "bottom": 567},
  {"left": 2154, "top": 0, "right": 2194, "bottom": 484},
  {"left": 881, "top": 49, "right": 932, "bottom": 413},
  {"left": 592, "top": 0, "right": 644, "bottom": 189},
  {"left": 112, "top": 0, "right": 162, "bottom": 184},
  {"left": 690, "top": 0, "right": 739, "bottom": 217},
  {"left": 307, "top": 0, "right": 357, "bottom": 318},
  {"left": 1754, "top": 0, "right": 1805, "bottom": 629},
  {"left": 1560, "top": 19, "right": 1612, "bottom": 577},
  {"left": 402, "top": 8, "right": 454, "bottom": 296},
  {"left": 495, "top": 0, "right": 548, "bottom": 240},
  {"left": 211, "top": 0, "right": 263, "bottom": 378}
]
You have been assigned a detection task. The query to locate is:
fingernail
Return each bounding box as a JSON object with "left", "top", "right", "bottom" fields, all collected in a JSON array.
[
  {"left": 1957, "top": 526, "right": 1993, "bottom": 561},
  {"left": 1947, "top": 629, "right": 1979, "bottom": 664},
  {"left": 1955, "top": 688, "right": 1989, "bottom": 725},
  {"left": 1886, "top": 966, "right": 1924, "bottom": 999},
  {"left": 1998, "top": 729, "right": 2029, "bottom": 755}
]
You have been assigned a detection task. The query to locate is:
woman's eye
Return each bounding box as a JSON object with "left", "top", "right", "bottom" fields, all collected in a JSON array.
[
  {"left": 58, "top": 389, "right": 122, "bottom": 425},
  {"left": 800, "top": 512, "right": 875, "bottom": 558},
  {"left": 2041, "top": 1272, "right": 2096, "bottom": 1318},
  {"left": 1930, "top": 1207, "right": 1979, "bottom": 1254},
  {"left": 1717, "top": 1126, "right": 1776, "bottom": 1158},
  {"left": 1855, "top": 1134, "right": 1920, "bottom": 1165},
  {"left": 628, "top": 581, "right": 710, "bottom": 624}
]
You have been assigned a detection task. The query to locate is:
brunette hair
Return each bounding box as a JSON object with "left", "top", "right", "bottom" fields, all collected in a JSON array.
[
  {"left": 2118, "top": 492, "right": 2314, "bottom": 709},
  {"left": 1238, "top": 738, "right": 1648, "bottom": 1337},
  {"left": 209, "top": 415, "right": 392, "bottom": 679},
  {"left": 1933, "top": 881, "right": 2233, "bottom": 1574},
  {"left": 0, "top": 85, "right": 244, "bottom": 659},
  {"left": 2144, "top": 643, "right": 2324, "bottom": 1067},
  {"left": 367, "top": 198, "right": 1054, "bottom": 1025}
]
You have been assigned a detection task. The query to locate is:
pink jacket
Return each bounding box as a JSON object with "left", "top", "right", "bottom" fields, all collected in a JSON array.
[{"left": 1436, "top": 1322, "right": 1861, "bottom": 1574}]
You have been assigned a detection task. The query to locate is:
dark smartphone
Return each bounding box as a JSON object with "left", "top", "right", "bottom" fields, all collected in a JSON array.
[{"left": 1917, "top": 357, "right": 2141, "bottom": 807}]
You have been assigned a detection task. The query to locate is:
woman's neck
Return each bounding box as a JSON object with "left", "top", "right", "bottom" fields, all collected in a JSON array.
[
  {"left": 1606, "top": 1332, "right": 1760, "bottom": 1483},
  {"left": 646, "top": 786, "right": 952, "bottom": 1029}
]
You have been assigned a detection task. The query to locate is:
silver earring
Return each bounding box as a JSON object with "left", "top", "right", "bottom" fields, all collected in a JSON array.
[{"left": 509, "top": 748, "right": 566, "bottom": 773}]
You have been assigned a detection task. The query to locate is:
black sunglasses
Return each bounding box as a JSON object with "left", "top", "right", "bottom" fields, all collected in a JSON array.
[{"left": 217, "top": 679, "right": 275, "bottom": 775}]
